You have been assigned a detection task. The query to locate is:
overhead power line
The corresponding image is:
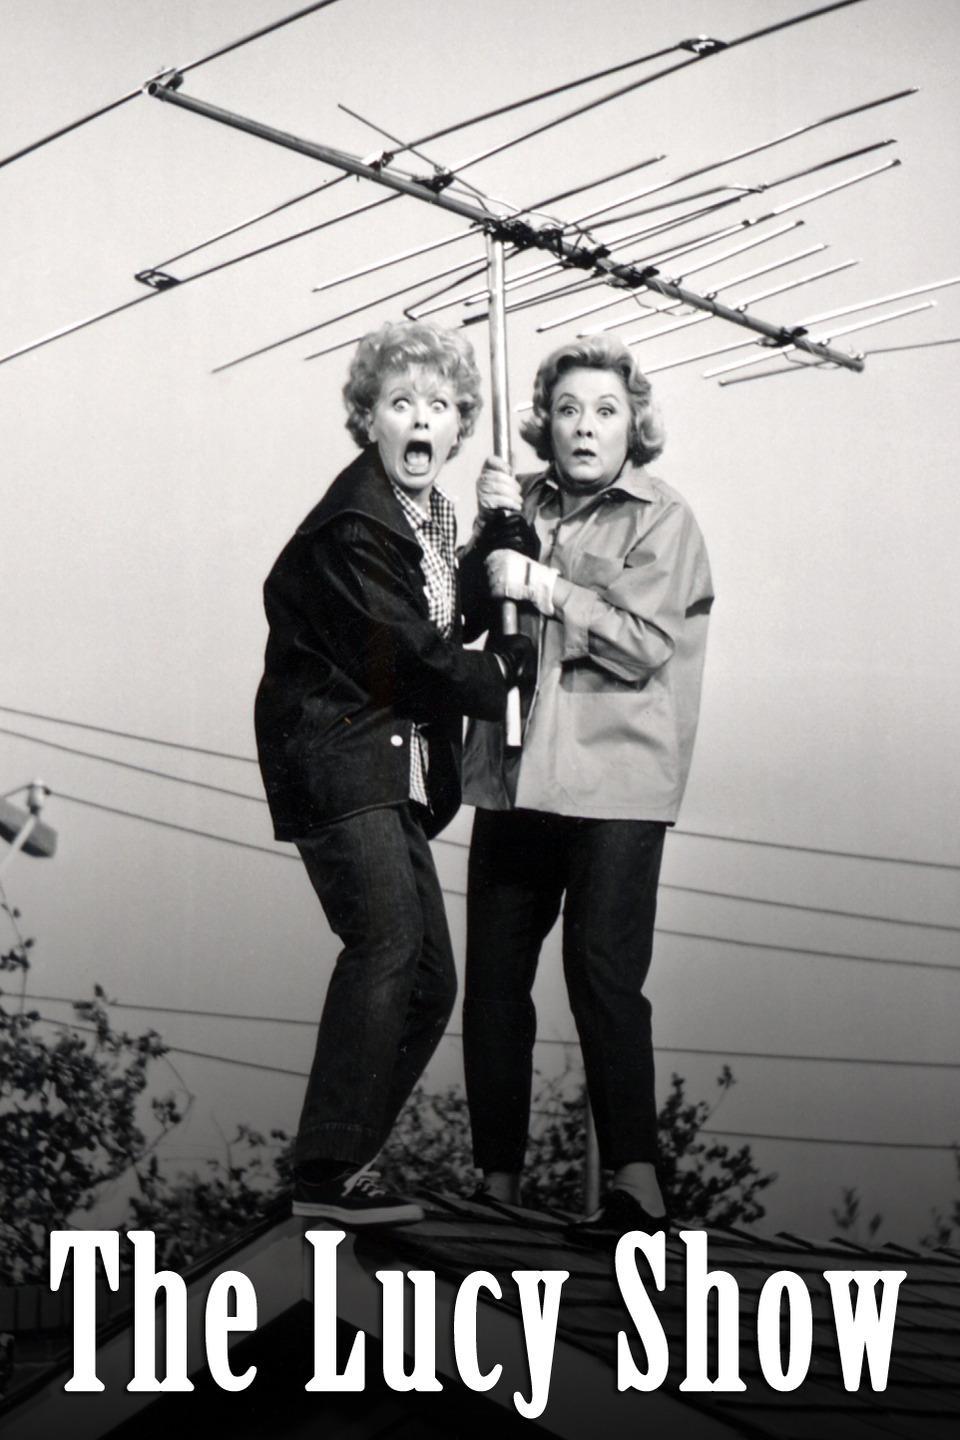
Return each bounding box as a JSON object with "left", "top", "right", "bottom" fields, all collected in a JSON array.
[
  {"left": 32, "top": 1010, "right": 959, "bottom": 1152},
  {"left": 0, "top": 725, "right": 266, "bottom": 803},
  {"left": 702, "top": 1128, "right": 958, "bottom": 1153},
  {"left": 676, "top": 827, "right": 960, "bottom": 873},
  {"left": 21, "top": 992, "right": 960, "bottom": 1071},
  {"left": 53, "top": 790, "right": 293, "bottom": 859},
  {"left": 8, "top": 714, "right": 957, "bottom": 935},
  {"left": 0, "top": 704, "right": 257, "bottom": 764},
  {"left": 7, "top": 705, "right": 957, "bottom": 873},
  {"left": 656, "top": 927, "right": 958, "bottom": 977}
]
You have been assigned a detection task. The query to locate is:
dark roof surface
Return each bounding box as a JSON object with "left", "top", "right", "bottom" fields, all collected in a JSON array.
[
  {"left": 2, "top": 1195, "right": 958, "bottom": 1440},
  {"left": 365, "top": 1190, "right": 960, "bottom": 1440}
]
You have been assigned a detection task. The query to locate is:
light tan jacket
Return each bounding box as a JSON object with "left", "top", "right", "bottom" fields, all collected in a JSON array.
[{"left": 462, "top": 462, "right": 713, "bottom": 822}]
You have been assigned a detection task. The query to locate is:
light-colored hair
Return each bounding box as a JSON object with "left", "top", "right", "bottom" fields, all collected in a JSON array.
[
  {"left": 343, "top": 320, "right": 482, "bottom": 455},
  {"left": 519, "top": 334, "right": 665, "bottom": 466}
]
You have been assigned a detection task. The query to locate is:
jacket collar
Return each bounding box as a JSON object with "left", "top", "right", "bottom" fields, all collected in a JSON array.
[
  {"left": 535, "top": 458, "right": 657, "bottom": 505},
  {"left": 297, "top": 446, "right": 422, "bottom": 551}
]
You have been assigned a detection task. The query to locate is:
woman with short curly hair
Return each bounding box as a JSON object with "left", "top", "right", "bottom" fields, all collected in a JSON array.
[
  {"left": 519, "top": 333, "right": 665, "bottom": 467},
  {"left": 255, "top": 319, "right": 534, "bottom": 1226},
  {"left": 460, "top": 333, "right": 713, "bottom": 1241}
]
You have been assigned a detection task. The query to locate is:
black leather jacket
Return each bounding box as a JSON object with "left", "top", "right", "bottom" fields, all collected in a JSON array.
[{"left": 254, "top": 448, "right": 505, "bottom": 840}]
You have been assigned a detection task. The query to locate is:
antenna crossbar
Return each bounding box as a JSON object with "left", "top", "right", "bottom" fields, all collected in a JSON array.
[{"left": 149, "top": 80, "right": 865, "bottom": 374}]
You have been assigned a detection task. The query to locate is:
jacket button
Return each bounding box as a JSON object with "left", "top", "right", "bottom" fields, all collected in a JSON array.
[{"left": 390, "top": 734, "right": 404, "bottom": 747}]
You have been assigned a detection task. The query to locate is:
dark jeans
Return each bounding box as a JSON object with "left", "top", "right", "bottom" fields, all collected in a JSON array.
[
  {"left": 294, "top": 803, "right": 456, "bottom": 1170},
  {"left": 464, "top": 808, "right": 666, "bottom": 1174}
]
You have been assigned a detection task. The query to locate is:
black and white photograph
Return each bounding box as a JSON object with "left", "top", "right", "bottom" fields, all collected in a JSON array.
[{"left": 1, "top": 3, "right": 958, "bottom": 1436}]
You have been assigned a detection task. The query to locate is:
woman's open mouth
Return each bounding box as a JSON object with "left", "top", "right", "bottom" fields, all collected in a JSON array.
[{"left": 403, "top": 439, "right": 434, "bottom": 476}]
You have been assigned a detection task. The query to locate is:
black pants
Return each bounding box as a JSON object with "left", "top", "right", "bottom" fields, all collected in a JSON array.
[
  {"left": 464, "top": 808, "right": 666, "bottom": 1174},
  {"left": 294, "top": 803, "right": 457, "bottom": 1170}
]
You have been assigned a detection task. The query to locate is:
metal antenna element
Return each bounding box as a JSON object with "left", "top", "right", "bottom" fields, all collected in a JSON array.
[
  {"left": 219, "top": 251, "right": 488, "bottom": 372},
  {"left": 311, "top": 229, "right": 476, "bottom": 295},
  {"left": 621, "top": 260, "right": 859, "bottom": 346},
  {"left": 492, "top": 218, "right": 810, "bottom": 320},
  {"left": 570, "top": 88, "right": 916, "bottom": 227},
  {"left": 542, "top": 239, "right": 827, "bottom": 333},
  {"left": 442, "top": 0, "right": 870, "bottom": 174},
  {"left": 701, "top": 301, "right": 935, "bottom": 377},
  {"left": 456, "top": 138, "right": 895, "bottom": 321},
  {"left": 151, "top": 78, "right": 869, "bottom": 374},
  {"left": 0, "top": 0, "right": 346, "bottom": 172},
  {"left": 586, "top": 140, "right": 899, "bottom": 232},
  {"left": 0, "top": 194, "right": 401, "bottom": 370}
]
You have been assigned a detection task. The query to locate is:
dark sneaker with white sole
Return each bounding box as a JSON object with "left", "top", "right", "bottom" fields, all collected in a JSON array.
[
  {"left": 566, "top": 1188, "right": 669, "bottom": 1246},
  {"left": 292, "top": 1164, "right": 424, "bottom": 1226}
]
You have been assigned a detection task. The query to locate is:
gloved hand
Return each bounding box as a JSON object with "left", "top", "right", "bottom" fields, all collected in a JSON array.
[
  {"left": 487, "top": 631, "right": 538, "bottom": 697},
  {"left": 486, "top": 549, "right": 560, "bottom": 616},
  {"left": 472, "top": 507, "right": 540, "bottom": 562},
  {"left": 477, "top": 455, "right": 523, "bottom": 512}
]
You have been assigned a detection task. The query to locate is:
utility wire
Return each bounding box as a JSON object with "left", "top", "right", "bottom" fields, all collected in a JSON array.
[
  {"left": 0, "top": 0, "right": 346, "bottom": 172},
  {"left": 0, "top": 725, "right": 266, "bottom": 803},
  {"left": 701, "top": 1129, "right": 958, "bottom": 1153},
  {"left": 661, "top": 882, "right": 960, "bottom": 936},
  {"left": 656, "top": 927, "right": 959, "bottom": 976},
  {"left": 53, "top": 790, "right": 294, "bottom": 859},
  {"left": 8, "top": 708, "right": 956, "bottom": 932},
  {"left": 676, "top": 827, "right": 960, "bottom": 873},
  {"left": 20, "top": 992, "right": 960, "bottom": 1071},
  {"left": 0, "top": 704, "right": 257, "bottom": 764},
  {"left": 7, "top": 703, "right": 955, "bottom": 876},
  {"left": 32, "top": 784, "right": 960, "bottom": 973},
  {"left": 29, "top": 1009, "right": 958, "bottom": 1152}
]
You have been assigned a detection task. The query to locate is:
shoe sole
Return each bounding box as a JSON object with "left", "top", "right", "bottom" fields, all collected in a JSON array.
[{"left": 291, "top": 1200, "right": 424, "bottom": 1225}]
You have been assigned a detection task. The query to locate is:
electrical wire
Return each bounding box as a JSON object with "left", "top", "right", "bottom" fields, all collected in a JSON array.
[
  {"left": 53, "top": 790, "right": 295, "bottom": 859},
  {"left": 28, "top": 1010, "right": 958, "bottom": 1152},
  {"left": 655, "top": 927, "right": 959, "bottom": 976},
  {"left": 700, "top": 1129, "right": 958, "bottom": 1153},
  {"left": 7, "top": 702, "right": 955, "bottom": 874},
  {"left": 0, "top": 725, "right": 266, "bottom": 803},
  {"left": 20, "top": 991, "right": 960, "bottom": 1070},
  {"left": 0, "top": 703, "right": 257, "bottom": 763},
  {"left": 676, "top": 827, "right": 960, "bottom": 872},
  {"left": 44, "top": 788, "right": 960, "bottom": 969}
]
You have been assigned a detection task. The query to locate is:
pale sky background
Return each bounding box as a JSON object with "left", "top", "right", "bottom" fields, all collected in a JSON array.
[{"left": 1, "top": 0, "right": 958, "bottom": 1244}]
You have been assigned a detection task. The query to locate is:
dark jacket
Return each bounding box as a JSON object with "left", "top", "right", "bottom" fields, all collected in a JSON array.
[{"left": 255, "top": 448, "right": 506, "bottom": 840}]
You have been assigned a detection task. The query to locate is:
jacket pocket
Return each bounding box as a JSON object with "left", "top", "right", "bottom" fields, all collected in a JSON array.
[{"left": 571, "top": 551, "right": 626, "bottom": 591}]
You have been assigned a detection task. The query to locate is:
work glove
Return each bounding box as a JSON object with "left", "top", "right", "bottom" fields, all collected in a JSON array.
[
  {"left": 477, "top": 455, "right": 523, "bottom": 512},
  {"left": 487, "top": 631, "right": 538, "bottom": 697},
  {"left": 486, "top": 549, "right": 560, "bottom": 617}
]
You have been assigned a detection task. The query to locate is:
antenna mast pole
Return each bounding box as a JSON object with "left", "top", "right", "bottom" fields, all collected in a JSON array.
[{"left": 485, "top": 235, "right": 523, "bottom": 748}]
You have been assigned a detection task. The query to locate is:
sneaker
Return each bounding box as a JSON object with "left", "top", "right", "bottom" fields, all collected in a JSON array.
[
  {"left": 292, "top": 1164, "right": 424, "bottom": 1226},
  {"left": 566, "top": 1188, "right": 670, "bottom": 1246}
]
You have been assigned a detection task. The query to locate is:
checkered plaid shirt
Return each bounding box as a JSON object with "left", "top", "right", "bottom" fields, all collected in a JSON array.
[{"left": 390, "top": 482, "right": 458, "bottom": 808}]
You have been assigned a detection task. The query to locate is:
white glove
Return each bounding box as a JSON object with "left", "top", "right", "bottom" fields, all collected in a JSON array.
[
  {"left": 486, "top": 549, "right": 559, "bottom": 616},
  {"left": 476, "top": 455, "right": 523, "bottom": 513}
]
